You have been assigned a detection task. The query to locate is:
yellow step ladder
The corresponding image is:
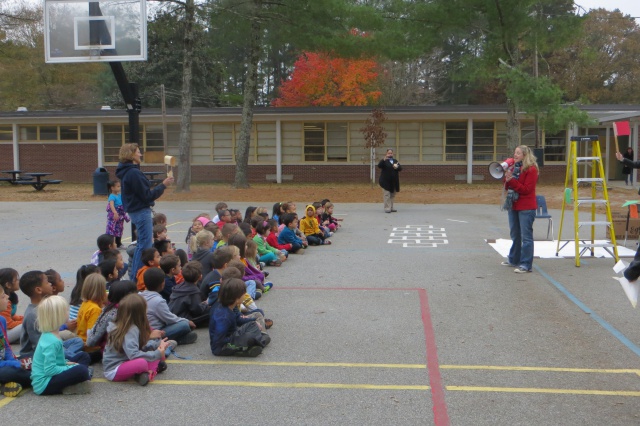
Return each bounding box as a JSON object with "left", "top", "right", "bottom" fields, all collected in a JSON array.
[{"left": 555, "top": 135, "right": 619, "bottom": 266}]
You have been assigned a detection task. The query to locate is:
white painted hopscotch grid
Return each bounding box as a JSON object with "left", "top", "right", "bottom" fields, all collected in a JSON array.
[{"left": 388, "top": 225, "right": 448, "bottom": 248}]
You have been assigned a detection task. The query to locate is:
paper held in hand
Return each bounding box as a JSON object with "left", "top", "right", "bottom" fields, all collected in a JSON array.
[{"left": 165, "top": 155, "right": 175, "bottom": 178}]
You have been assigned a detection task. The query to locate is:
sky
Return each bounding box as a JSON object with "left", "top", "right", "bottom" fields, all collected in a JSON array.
[{"left": 575, "top": 0, "right": 640, "bottom": 17}]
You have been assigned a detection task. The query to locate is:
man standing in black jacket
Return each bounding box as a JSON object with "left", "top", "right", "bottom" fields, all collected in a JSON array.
[{"left": 378, "top": 148, "right": 402, "bottom": 213}]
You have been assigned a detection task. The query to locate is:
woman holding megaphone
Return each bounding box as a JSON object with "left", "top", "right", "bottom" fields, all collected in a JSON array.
[{"left": 501, "top": 145, "right": 539, "bottom": 273}]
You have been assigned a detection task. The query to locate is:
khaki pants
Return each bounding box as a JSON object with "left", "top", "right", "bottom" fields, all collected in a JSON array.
[{"left": 383, "top": 189, "right": 395, "bottom": 212}]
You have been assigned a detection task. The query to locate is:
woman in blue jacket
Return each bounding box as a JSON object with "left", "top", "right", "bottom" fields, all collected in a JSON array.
[{"left": 115, "top": 144, "right": 173, "bottom": 283}]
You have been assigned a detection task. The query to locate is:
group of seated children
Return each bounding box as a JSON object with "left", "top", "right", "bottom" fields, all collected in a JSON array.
[{"left": 0, "top": 199, "right": 342, "bottom": 397}]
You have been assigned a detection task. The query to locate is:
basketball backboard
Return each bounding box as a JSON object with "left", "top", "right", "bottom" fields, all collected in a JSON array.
[{"left": 44, "top": 0, "right": 147, "bottom": 63}]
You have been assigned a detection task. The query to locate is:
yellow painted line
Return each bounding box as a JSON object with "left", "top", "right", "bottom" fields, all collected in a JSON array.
[
  {"left": 0, "top": 397, "right": 15, "bottom": 408},
  {"left": 153, "top": 380, "right": 428, "bottom": 390},
  {"left": 166, "top": 360, "right": 426, "bottom": 369},
  {"left": 447, "top": 385, "right": 640, "bottom": 397},
  {"left": 92, "top": 377, "right": 427, "bottom": 390},
  {"left": 440, "top": 365, "right": 640, "bottom": 374}
]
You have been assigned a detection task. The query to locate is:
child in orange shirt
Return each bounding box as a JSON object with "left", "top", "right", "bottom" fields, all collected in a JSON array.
[
  {"left": 136, "top": 248, "right": 161, "bottom": 291},
  {"left": 76, "top": 274, "right": 107, "bottom": 351}
]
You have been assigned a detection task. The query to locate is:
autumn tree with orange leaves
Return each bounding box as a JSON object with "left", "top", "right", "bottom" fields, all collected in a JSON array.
[{"left": 273, "top": 52, "right": 382, "bottom": 107}]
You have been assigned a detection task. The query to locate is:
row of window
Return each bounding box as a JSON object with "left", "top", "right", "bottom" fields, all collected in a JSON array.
[{"left": 0, "top": 121, "right": 573, "bottom": 163}]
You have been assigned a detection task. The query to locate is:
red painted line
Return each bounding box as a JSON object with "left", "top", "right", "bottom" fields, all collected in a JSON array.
[
  {"left": 276, "top": 286, "right": 420, "bottom": 292},
  {"left": 418, "top": 288, "right": 450, "bottom": 426}
]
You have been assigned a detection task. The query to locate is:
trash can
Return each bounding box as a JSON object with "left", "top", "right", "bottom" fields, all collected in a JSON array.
[{"left": 93, "top": 167, "right": 110, "bottom": 196}]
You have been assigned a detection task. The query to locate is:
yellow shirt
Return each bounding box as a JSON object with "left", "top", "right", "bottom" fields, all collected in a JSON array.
[{"left": 76, "top": 300, "right": 102, "bottom": 343}]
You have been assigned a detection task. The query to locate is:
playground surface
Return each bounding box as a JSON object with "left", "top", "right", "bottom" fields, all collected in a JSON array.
[{"left": 2, "top": 199, "right": 640, "bottom": 425}]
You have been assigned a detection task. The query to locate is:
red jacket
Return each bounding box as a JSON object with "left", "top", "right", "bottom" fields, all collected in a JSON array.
[
  {"left": 266, "top": 232, "right": 292, "bottom": 251},
  {"left": 505, "top": 166, "right": 538, "bottom": 211}
]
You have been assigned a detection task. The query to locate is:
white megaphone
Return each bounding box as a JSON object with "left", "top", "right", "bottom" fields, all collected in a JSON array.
[{"left": 488, "top": 158, "right": 515, "bottom": 179}]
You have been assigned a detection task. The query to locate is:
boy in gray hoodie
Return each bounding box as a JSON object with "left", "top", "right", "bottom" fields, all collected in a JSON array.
[{"left": 140, "top": 268, "right": 197, "bottom": 345}]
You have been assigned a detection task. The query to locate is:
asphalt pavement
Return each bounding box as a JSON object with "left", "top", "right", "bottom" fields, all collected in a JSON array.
[{"left": 1, "top": 200, "right": 640, "bottom": 425}]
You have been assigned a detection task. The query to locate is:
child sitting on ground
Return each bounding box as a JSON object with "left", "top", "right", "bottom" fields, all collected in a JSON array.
[
  {"left": 45, "top": 269, "right": 78, "bottom": 342},
  {"left": 191, "top": 230, "right": 215, "bottom": 275},
  {"left": 19, "top": 271, "right": 89, "bottom": 366},
  {"left": 0, "top": 283, "right": 31, "bottom": 397},
  {"left": 69, "top": 264, "right": 100, "bottom": 321},
  {"left": 200, "top": 246, "right": 234, "bottom": 304},
  {"left": 300, "top": 205, "right": 331, "bottom": 246},
  {"left": 212, "top": 202, "right": 228, "bottom": 224},
  {"left": 91, "top": 234, "right": 117, "bottom": 266},
  {"left": 103, "top": 247, "right": 128, "bottom": 280},
  {"left": 98, "top": 258, "right": 119, "bottom": 290},
  {"left": 153, "top": 224, "right": 168, "bottom": 243},
  {"left": 153, "top": 212, "right": 167, "bottom": 227},
  {"left": 169, "top": 261, "right": 211, "bottom": 327},
  {"left": 86, "top": 280, "right": 138, "bottom": 351},
  {"left": 204, "top": 223, "right": 222, "bottom": 251},
  {"left": 0, "top": 268, "right": 23, "bottom": 344},
  {"left": 136, "top": 247, "right": 161, "bottom": 291},
  {"left": 31, "top": 295, "right": 92, "bottom": 395},
  {"left": 321, "top": 201, "right": 340, "bottom": 232},
  {"left": 278, "top": 213, "right": 307, "bottom": 253},
  {"left": 76, "top": 274, "right": 108, "bottom": 358},
  {"left": 253, "top": 221, "right": 286, "bottom": 266},
  {"left": 313, "top": 202, "right": 332, "bottom": 238},
  {"left": 265, "top": 219, "right": 292, "bottom": 255},
  {"left": 185, "top": 215, "right": 209, "bottom": 260},
  {"left": 102, "top": 294, "right": 172, "bottom": 386},
  {"left": 208, "top": 278, "right": 270, "bottom": 358},
  {"left": 159, "top": 254, "right": 181, "bottom": 302},
  {"left": 141, "top": 268, "right": 198, "bottom": 345}
]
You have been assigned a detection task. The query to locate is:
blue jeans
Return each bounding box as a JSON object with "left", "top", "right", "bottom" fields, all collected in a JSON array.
[
  {"left": 244, "top": 280, "right": 257, "bottom": 298},
  {"left": 508, "top": 209, "right": 536, "bottom": 271},
  {"left": 63, "top": 337, "right": 91, "bottom": 366},
  {"left": 161, "top": 321, "right": 192, "bottom": 343},
  {"left": 128, "top": 208, "right": 153, "bottom": 283}
]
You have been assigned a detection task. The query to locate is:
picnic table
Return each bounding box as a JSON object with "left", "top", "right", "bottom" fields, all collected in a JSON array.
[
  {"left": 143, "top": 171, "right": 164, "bottom": 187},
  {"left": 0, "top": 170, "right": 33, "bottom": 185},
  {"left": 16, "top": 172, "right": 63, "bottom": 191}
]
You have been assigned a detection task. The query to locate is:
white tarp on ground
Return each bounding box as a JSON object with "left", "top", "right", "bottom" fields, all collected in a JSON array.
[{"left": 488, "top": 239, "right": 637, "bottom": 259}]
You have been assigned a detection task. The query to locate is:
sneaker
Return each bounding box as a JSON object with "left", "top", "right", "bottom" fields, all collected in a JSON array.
[
  {"left": 271, "top": 259, "right": 282, "bottom": 267},
  {"left": 391, "top": 209, "right": 398, "bottom": 212},
  {"left": 254, "top": 289, "right": 262, "bottom": 300},
  {"left": 514, "top": 267, "right": 532, "bottom": 273},
  {"left": 259, "top": 262, "right": 266, "bottom": 270},
  {"left": 501, "top": 261, "right": 516, "bottom": 267},
  {"left": 323, "top": 240, "right": 332, "bottom": 245},
  {"left": 87, "top": 366, "right": 94, "bottom": 380},
  {"left": 1, "top": 382, "right": 22, "bottom": 397},
  {"left": 157, "top": 361, "right": 168, "bottom": 374},
  {"left": 264, "top": 318, "right": 273, "bottom": 329},
  {"left": 177, "top": 331, "right": 198, "bottom": 345},
  {"left": 135, "top": 372, "right": 150, "bottom": 386},
  {"left": 62, "top": 381, "right": 91, "bottom": 395},
  {"left": 236, "top": 346, "right": 263, "bottom": 357},
  {"left": 263, "top": 282, "right": 273, "bottom": 293}
]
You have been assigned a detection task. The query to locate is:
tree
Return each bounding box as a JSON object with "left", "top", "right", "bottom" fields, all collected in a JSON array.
[
  {"left": 272, "top": 51, "right": 382, "bottom": 107},
  {"left": 547, "top": 9, "right": 640, "bottom": 104},
  {"left": 409, "top": 0, "right": 590, "bottom": 150},
  {"left": 360, "top": 108, "right": 387, "bottom": 186}
]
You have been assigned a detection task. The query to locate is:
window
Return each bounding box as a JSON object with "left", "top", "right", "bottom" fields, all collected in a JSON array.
[
  {"left": 0, "top": 126, "right": 12, "bottom": 141},
  {"left": 304, "top": 122, "right": 325, "bottom": 161},
  {"left": 327, "top": 122, "right": 347, "bottom": 161},
  {"left": 81, "top": 126, "right": 98, "bottom": 140},
  {"left": 103, "top": 125, "right": 126, "bottom": 163},
  {"left": 398, "top": 122, "right": 420, "bottom": 161},
  {"left": 19, "top": 126, "right": 38, "bottom": 141},
  {"left": 212, "top": 124, "right": 234, "bottom": 162},
  {"left": 445, "top": 122, "right": 467, "bottom": 161},
  {"left": 544, "top": 130, "right": 567, "bottom": 162},
  {"left": 422, "top": 122, "right": 443, "bottom": 161},
  {"left": 143, "top": 125, "right": 165, "bottom": 163},
  {"left": 256, "top": 123, "right": 276, "bottom": 163},
  {"left": 60, "top": 125, "right": 79, "bottom": 141},
  {"left": 472, "top": 121, "right": 494, "bottom": 161},
  {"left": 39, "top": 126, "right": 57, "bottom": 140}
]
